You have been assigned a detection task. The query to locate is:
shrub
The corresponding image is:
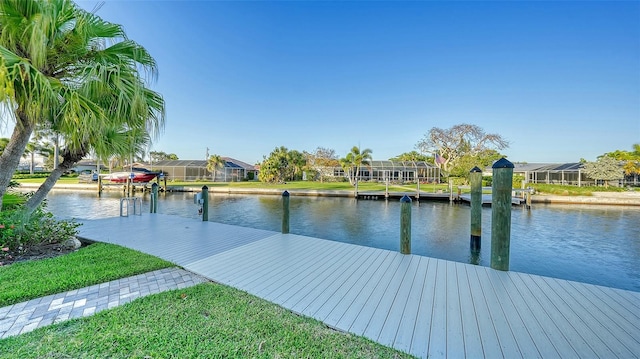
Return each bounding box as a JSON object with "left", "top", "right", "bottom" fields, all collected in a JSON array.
[
  {"left": 449, "top": 177, "right": 467, "bottom": 186},
  {"left": 0, "top": 204, "right": 80, "bottom": 255},
  {"left": 513, "top": 174, "right": 525, "bottom": 189},
  {"left": 1, "top": 194, "right": 25, "bottom": 210},
  {"left": 11, "top": 172, "right": 52, "bottom": 179}
]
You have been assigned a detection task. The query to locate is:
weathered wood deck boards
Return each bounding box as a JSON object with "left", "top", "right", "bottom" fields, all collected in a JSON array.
[{"left": 78, "top": 214, "right": 640, "bottom": 359}]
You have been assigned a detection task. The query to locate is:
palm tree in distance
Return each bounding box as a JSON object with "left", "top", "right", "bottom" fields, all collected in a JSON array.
[
  {"left": 0, "top": 0, "right": 165, "bottom": 211},
  {"left": 340, "top": 146, "right": 373, "bottom": 185},
  {"left": 207, "top": 154, "right": 225, "bottom": 181}
]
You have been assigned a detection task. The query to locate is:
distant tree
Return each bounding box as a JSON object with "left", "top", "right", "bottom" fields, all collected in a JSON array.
[
  {"left": 43, "top": 154, "right": 63, "bottom": 171},
  {"left": 604, "top": 144, "right": 640, "bottom": 178},
  {"left": 206, "top": 154, "right": 225, "bottom": 181},
  {"left": 258, "top": 146, "right": 306, "bottom": 183},
  {"left": 416, "top": 123, "right": 508, "bottom": 177},
  {"left": 306, "top": 147, "right": 339, "bottom": 182},
  {"left": 23, "top": 141, "right": 52, "bottom": 174},
  {"left": 448, "top": 149, "right": 504, "bottom": 181},
  {"left": 29, "top": 125, "right": 62, "bottom": 170},
  {"left": 339, "top": 146, "right": 372, "bottom": 185},
  {"left": 583, "top": 156, "right": 624, "bottom": 187},
  {"left": 150, "top": 151, "right": 179, "bottom": 162},
  {"left": 389, "top": 151, "right": 431, "bottom": 162},
  {"left": 288, "top": 150, "right": 306, "bottom": 181}
]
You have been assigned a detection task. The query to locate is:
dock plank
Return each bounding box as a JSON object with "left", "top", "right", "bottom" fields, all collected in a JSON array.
[
  {"left": 466, "top": 265, "right": 504, "bottom": 358},
  {"left": 559, "top": 280, "right": 638, "bottom": 357},
  {"left": 391, "top": 256, "right": 429, "bottom": 353},
  {"left": 484, "top": 269, "right": 541, "bottom": 358},
  {"left": 493, "top": 271, "right": 561, "bottom": 358},
  {"left": 455, "top": 262, "right": 485, "bottom": 359},
  {"left": 510, "top": 272, "right": 579, "bottom": 358},
  {"left": 345, "top": 255, "right": 408, "bottom": 336},
  {"left": 304, "top": 246, "right": 380, "bottom": 320},
  {"left": 427, "top": 259, "right": 447, "bottom": 359},
  {"left": 311, "top": 248, "right": 385, "bottom": 323},
  {"left": 239, "top": 238, "right": 347, "bottom": 296},
  {"left": 372, "top": 256, "right": 420, "bottom": 347},
  {"left": 409, "top": 257, "right": 438, "bottom": 357},
  {"left": 445, "top": 261, "right": 465, "bottom": 359},
  {"left": 323, "top": 250, "right": 395, "bottom": 328},
  {"left": 533, "top": 275, "right": 624, "bottom": 358}
]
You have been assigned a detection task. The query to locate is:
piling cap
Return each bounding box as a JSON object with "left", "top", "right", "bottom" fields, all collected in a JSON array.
[
  {"left": 282, "top": 190, "right": 290, "bottom": 197},
  {"left": 470, "top": 166, "right": 482, "bottom": 173},
  {"left": 492, "top": 158, "right": 514, "bottom": 169},
  {"left": 400, "top": 194, "right": 412, "bottom": 203},
  {"left": 202, "top": 185, "right": 208, "bottom": 190}
]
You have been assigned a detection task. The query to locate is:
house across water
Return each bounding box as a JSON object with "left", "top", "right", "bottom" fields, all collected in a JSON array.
[{"left": 140, "top": 158, "right": 257, "bottom": 182}]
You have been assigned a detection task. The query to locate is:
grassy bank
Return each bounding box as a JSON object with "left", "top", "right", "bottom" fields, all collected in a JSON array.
[
  {"left": 16, "top": 177, "right": 448, "bottom": 193},
  {"left": 0, "top": 243, "right": 173, "bottom": 307},
  {"left": 528, "top": 183, "right": 636, "bottom": 196}
]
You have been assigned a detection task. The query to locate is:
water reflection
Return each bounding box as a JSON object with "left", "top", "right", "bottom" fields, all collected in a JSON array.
[{"left": 40, "top": 190, "right": 640, "bottom": 292}]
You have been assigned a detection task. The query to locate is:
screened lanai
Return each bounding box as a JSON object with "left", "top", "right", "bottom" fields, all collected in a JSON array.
[
  {"left": 144, "top": 158, "right": 254, "bottom": 182},
  {"left": 333, "top": 160, "right": 440, "bottom": 183},
  {"left": 514, "top": 163, "right": 593, "bottom": 186}
]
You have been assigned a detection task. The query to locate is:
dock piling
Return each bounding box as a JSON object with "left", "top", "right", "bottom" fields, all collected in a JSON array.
[
  {"left": 282, "top": 190, "right": 290, "bottom": 234},
  {"left": 400, "top": 195, "right": 411, "bottom": 254},
  {"left": 201, "top": 185, "right": 209, "bottom": 221},
  {"left": 490, "top": 158, "right": 514, "bottom": 271},
  {"left": 470, "top": 166, "right": 482, "bottom": 252},
  {"left": 150, "top": 183, "right": 158, "bottom": 213}
]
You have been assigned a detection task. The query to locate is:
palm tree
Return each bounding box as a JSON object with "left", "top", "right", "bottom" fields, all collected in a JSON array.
[
  {"left": 206, "top": 154, "right": 225, "bottom": 181},
  {"left": 340, "top": 146, "right": 372, "bottom": 185},
  {"left": 0, "top": 0, "right": 164, "bottom": 212}
]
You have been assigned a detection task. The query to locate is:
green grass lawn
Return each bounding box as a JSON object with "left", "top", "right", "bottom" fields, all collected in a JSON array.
[
  {"left": 0, "top": 243, "right": 173, "bottom": 307},
  {"left": 16, "top": 176, "right": 450, "bottom": 193},
  {"left": 529, "top": 183, "right": 636, "bottom": 196},
  {"left": 0, "top": 243, "right": 414, "bottom": 358}
]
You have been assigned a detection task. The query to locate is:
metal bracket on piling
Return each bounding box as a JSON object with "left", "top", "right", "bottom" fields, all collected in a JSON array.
[{"left": 120, "top": 197, "right": 142, "bottom": 217}]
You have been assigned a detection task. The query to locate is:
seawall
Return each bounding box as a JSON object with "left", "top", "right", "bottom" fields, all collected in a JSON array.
[{"left": 15, "top": 182, "right": 640, "bottom": 206}]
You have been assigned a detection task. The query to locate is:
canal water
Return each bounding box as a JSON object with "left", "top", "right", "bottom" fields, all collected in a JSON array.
[{"left": 42, "top": 190, "right": 640, "bottom": 292}]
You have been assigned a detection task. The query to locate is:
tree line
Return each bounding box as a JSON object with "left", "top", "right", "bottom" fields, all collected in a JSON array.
[
  {"left": 253, "top": 124, "right": 639, "bottom": 187},
  {"left": 255, "top": 123, "right": 510, "bottom": 184}
]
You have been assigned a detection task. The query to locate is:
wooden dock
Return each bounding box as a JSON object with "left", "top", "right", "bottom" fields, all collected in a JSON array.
[
  {"left": 77, "top": 214, "right": 640, "bottom": 359},
  {"left": 458, "top": 194, "right": 523, "bottom": 205}
]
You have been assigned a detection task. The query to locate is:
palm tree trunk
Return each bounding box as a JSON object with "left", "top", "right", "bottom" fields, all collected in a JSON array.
[
  {"left": 24, "top": 148, "right": 86, "bottom": 214},
  {"left": 54, "top": 135, "right": 60, "bottom": 169},
  {"left": 0, "top": 118, "right": 35, "bottom": 211}
]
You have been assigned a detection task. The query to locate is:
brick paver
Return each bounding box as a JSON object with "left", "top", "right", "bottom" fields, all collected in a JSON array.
[{"left": 0, "top": 267, "right": 208, "bottom": 339}]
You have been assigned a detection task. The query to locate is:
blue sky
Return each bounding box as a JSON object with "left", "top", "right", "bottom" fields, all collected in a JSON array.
[{"left": 20, "top": 1, "right": 640, "bottom": 164}]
